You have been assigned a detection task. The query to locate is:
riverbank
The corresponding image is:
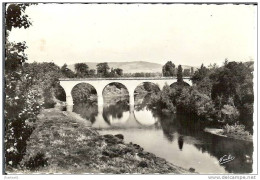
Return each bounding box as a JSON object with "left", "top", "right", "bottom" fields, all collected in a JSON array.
[
  {"left": 204, "top": 127, "right": 253, "bottom": 142},
  {"left": 6, "top": 108, "right": 191, "bottom": 174}
]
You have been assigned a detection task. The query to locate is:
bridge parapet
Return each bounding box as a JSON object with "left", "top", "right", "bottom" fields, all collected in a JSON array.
[{"left": 59, "top": 77, "right": 191, "bottom": 81}]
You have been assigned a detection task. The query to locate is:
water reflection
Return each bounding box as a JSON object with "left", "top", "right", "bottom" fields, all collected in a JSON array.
[
  {"left": 134, "top": 94, "right": 159, "bottom": 126},
  {"left": 72, "top": 93, "right": 253, "bottom": 174},
  {"left": 103, "top": 96, "right": 130, "bottom": 126},
  {"left": 178, "top": 136, "right": 184, "bottom": 151},
  {"left": 73, "top": 102, "right": 98, "bottom": 123}
]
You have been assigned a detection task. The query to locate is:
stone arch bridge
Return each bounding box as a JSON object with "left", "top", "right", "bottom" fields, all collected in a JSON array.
[{"left": 59, "top": 77, "right": 192, "bottom": 109}]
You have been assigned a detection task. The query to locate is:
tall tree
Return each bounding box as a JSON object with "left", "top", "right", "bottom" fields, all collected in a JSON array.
[
  {"left": 177, "top": 65, "right": 183, "bottom": 82},
  {"left": 75, "top": 63, "right": 89, "bottom": 78},
  {"left": 5, "top": 3, "right": 42, "bottom": 167},
  {"left": 162, "top": 61, "right": 175, "bottom": 77},
  {"left": 191, "top": 67, "right": 194, "bottom": 75},
  {"left": 96, "top": 62, "right": 110, "bottom": 77}
]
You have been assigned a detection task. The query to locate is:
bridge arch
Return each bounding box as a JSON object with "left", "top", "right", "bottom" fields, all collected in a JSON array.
[
  {"left": 102, "top": 82, "right": 129, "bottom": 97},
  {"left": 134, "top": 82, "right": 160, "bottom": 95},
  {"left": 71, "top": 82, "right": 97, "bottom": 104},
  {"left": 170, "top": 81, "right": 190, "bottom": 88}
]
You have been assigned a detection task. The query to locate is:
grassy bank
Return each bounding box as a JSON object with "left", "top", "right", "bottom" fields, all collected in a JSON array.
[{"left": 7, "top": 108, "right": 191, "bottom": 174}]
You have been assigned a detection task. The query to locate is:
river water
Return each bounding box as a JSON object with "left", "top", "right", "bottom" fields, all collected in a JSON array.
[{"left": 72, "top": 94, "right": 253, "bottom": 174}]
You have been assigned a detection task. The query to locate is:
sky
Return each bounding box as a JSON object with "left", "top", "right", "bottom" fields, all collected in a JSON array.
[{"left": 8, "top": 3, "right": 257, "bottom": 67}]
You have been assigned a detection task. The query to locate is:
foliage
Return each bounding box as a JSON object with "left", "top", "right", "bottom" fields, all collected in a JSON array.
[
  {"left": 149, "top": 85, "right": 177, "bottom": 113},
  {"left": 211, "top": 61, "right": 253, "bottom": 107},
  {"left": 177, "top": 65, "right": 183, "bottom": 82},
  {"left": 143, "top": 82, "right": 160, "bottom": 93},
  {"left": 75, "top": 63, "right": 89, "bottom": 78},
  {"left": 5, "top": 74, "right": 43, "bottom": 166},
  {"left": 194, "top": 77, "right": 213, "bottom": 97},
  {"left": 124, "top": 72, "right": 161, "bottom": 77},
  {"left": 23, "top": 62, "right": 64, "bottom": 107},
  {"left": 97, "top": 62, "right": 110, "bottom": 77},
  {"left": 183, "top": 69, "right": 191, "bottom": 77},
  {"left": 190, "top": 67, "right": 194, "bottom": 75},
  {"left": 150, "top": 59, "right": 253, "bottom": 126},
  {"left": 5, "top": 41, "right": 28, "bottom": 73},
  {"left": 4, "top": 3, "right": 43, "bottom": 168},
  {"left": 109, "top": 68, "right": 123, "bottom": 77},
  {"left": 5, "top": 3, "right": 32, "bottom": 32},
  {"left": 162, "top": 61, "right": 175, "bottom": 77},
  {"left": 71, "top": 83, "right": 97, "bottom": 104},
  {"left": 220, "top": 105, "right": 240, "bottom": 123},
  {"left": 222, "top": 123, "right": 252, "bottom": 141},
  {"left": 176, "top": 88, "right": 216, "bottom": 120},
  {"left": 191, "top": 64, "right": 209, "bottom": 84},
  {"left": 61, "top": 64, "right": 75, "bottom": 78}
]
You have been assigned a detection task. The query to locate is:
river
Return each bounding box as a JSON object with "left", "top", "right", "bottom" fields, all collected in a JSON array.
[{"left": 72, "top": 94, "right": 253, "bottom": 174}]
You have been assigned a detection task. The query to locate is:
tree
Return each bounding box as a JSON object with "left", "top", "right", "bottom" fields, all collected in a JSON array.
[
  {"left": 162, "top": 61, "right": 175, "bottom": 77},
  {"left": 191, "top": 67, "right": 194, "bottom": 75},
  {"left": 75, "top": 63, "right": 89, "bottom": 78},
  {"left": 211, "top": 61, "right": 253, "bottom": 105},
  {"left": 5, "top": 3, "right": 32, "bottom": 32},
  {"left": 183, "top": 69, "right": 191, "bottom": 77},
  {"left": 114, "top": 68, "right": 123, "bottom": 76},
  {"left": 61, "top": 63, "right": 75, "bottom": 78},
  {"left": 191, "top": 64, "right": 209, "bottom": 84},
  {"left": 177, "top": 65, "right": 183, "bottom": 82},
  {"left": 5, "top": 3, "right": 42, "bottom": 167},
  {"left": 88, "top": 69, "right": 96, "bottom": 77},
  {"left": 96, "top": 62, "right": 110, "bottom": 77}
]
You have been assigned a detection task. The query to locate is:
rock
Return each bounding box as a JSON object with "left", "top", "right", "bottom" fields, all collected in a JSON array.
[
  {"left": 189, "top": 168, "right": 195, "bottom": 172},
  {"left": 102, "top": 151, "right": 110, "bottom": 157},
  {"left": 138, "top": 161, "right": 148, "bottom": 168},
  {"left": 103, "top": 134, "right": 123, "bottom": 145},
  {"left": 103, "top": 134, "right": 114, "bottom": 139},
  {"left": 102, "top": 150, "right": 118, "bottom": 158},
  {"left": 115, "top": 134, "right": 124, "bottom": 140},
  {"left": 99, "top": 156, "right": 109, "bottom": 162}
]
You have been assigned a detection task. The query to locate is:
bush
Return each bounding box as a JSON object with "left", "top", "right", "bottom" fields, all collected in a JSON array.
[
  {"left": 149, "top": 85, "right": 177, "bottom": 113},
  {"left": 176, "top": 88, "right": 216, "bottom": 120},
  {"left": 71, "top": 83, "right": 97, "bottom": 104},
  {"left": 223, "top": 123, "right": 252, "bottom": 140},
  {"left": 5, "top": 72, "right": 43, "bottom": 167},
  {"left": 220, "top": 104, "right": 240, "bottom": 123}
]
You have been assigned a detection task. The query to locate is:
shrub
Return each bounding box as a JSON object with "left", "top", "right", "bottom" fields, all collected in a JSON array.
[
  {"left": 71, "top": 83, "right": 97, "bottom": 104},
  {"left": 5, "top": 72, "right": 43, "bottom": 167},
  {"left": 220, "top": 104, "right": 240, "bottom": 123},
  {"left": 223, "top": 123, "right": 252, "bottom": 140}
]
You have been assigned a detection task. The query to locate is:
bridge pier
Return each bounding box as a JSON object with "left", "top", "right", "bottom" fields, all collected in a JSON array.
[
  {"left": 97, "top": 89, "right": 104, "bottom": 106},
  {"left": 128, "top": 87, "right": 135, "bottom": 110},
  {"left": 66, "top": 95, "right": 73, "bottom": 106}
]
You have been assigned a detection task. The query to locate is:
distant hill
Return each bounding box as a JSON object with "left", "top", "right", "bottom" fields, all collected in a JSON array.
[{"left": 67, "top": 61, "right": 196, "bottom": 74}]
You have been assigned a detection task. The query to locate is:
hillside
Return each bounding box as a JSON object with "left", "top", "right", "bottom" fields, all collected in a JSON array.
[{"left": 67, "top": 61, "right": 196, "bottom": 74}]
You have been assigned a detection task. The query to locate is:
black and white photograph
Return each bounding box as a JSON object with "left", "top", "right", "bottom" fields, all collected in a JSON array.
[{"left": 2, "top": 1, "right": 258, "bottom": 177}]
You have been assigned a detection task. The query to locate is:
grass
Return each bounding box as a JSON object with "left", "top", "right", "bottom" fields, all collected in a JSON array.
[{"left": 7, "top": 108, "right": 191, "bottom": 174}]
